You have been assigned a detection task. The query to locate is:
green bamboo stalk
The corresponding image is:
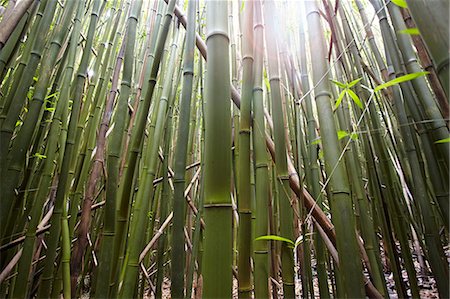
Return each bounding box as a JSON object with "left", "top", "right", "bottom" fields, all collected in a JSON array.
[
  {"left": 201, "top": 0, "right": 232, "bottom": 297},
  {"left": 263, "top": 2, "right": 295, "bottom": 297},
  {"left": 8, "top": 6, "right": 84, "bottom": 297},
  {"left": 0, "top": 5, "right": 33, "bottom": 82},
  {"left": 69, "top": 2, "right": 124, "bottom": 238},
  {"left": 0, "top": 0, "right": 35, "bottom": 50},
  {"left": 70, "top": 1, "right": 140, "bottom": 296},
  {"left": 371, "top": 2, "right": 449, "bottom": 296},
  {"left": 61, "top": 187, "right": 71, "bottom": 299},
  {"left": 237, "top": 1, "right": 254, "bottom": 298},
  {"left": 8, "top": 2, "right": 83, "bottom": 297},
  {"left": 405, "top": 0, "right": 449, "bottom": 96},
  {"left": 155, "top": 102, "right": 174, "bottom": 299},
  {"left": 2, "top": 0, "right": 76, "bottom": 242},
  {"left": 110, "top": 2, "right": 176, "bottom": 285},
  {"left": 118, "top": 26, "right": 180, "bottom": 299},
  {"left": 386, "top": 2, "right": 449, "bottom": 223},
  {"left": 400, "top": 8, "right": 449, "bottom": 119},
  {"left": 37, "top": 1, "right": 101, "bottom": 296},
  {"left": 252, "top": 1, "right": 269, "bottom": 297},
  {"left": 169, "top": 0, "right": 196, "bottom": 297},
  {"left": 185, "top": 58, "right": 203, "bottom": 299},
  {"left": 297, "top": 3, "right": 330, "bottom": 297},
  {"left": 0, "top": 0, "right": 46, "bottom": 127},
  {"left": 305, "top": 1, "right": 365, "bottom": 297},
  {"left": 0, "top": 0, "right": 58, "bottom": 240},
  {"left": 338, "top": 6, "right": 388, "bottom": 296}
]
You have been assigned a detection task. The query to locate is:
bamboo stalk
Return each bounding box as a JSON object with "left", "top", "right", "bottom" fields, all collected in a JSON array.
[
  {"left": 170, "top": 0, "right": 196, "bottom": 297},
  {"left": 201, "top": 0, "right": 232, "bottom": 297},
  {"left": 237, "top": 0, "right": 254, "bottom": 298}
]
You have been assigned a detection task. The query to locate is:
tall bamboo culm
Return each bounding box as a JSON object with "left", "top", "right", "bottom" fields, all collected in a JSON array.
[{"left": 202, "top": 0, "right": 233, "bottom": 297}]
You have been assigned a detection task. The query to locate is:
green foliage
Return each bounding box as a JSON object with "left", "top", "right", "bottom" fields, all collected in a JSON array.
[
  {"left": 255, "top": 235, "right": 295, "bottom": 246},
  {"left": 33, "top": 153, "right": 47, "bottom": 159},
  {"left": 331, "top": 78, "right": 363, "bottom": 109},
  {"left": 337, "top": 130, "right": 358, "bottom": 140},
  {"left": 374, "top": 71, "right": 429, "bottom": 92},
  {"left": 311, "top": 137, "right": 321, "bottom": 145},
  {"left": 391, "top": 0, "right": 408, "bottom": 8},
  {"left": 346, "top": 89, "right": 363, "bottom": 109},
  {"left": 263, "top": 69, "right": 271, "bottom": 92},
  {"left": 398, "top": 28, "right": 420, "bottom": 35},
  {"left": 435, "top": 137, "right": 450, "bottom": 144},
  {"left": 255, "top": 235, "right": 303, "bottom": 249}
]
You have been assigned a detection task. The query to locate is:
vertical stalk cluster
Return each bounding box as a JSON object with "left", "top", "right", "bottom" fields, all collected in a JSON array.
[{"left": 0, "top": 1, "right": 447, "bottom": 298}]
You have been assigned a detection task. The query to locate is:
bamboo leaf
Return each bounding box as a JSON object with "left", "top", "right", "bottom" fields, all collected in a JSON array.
[
  {"left": 346, "top": 89, "right": 363, "bottom": 109},
  {"left": 311, "top": 137, "right": 321, "bottom": 145},
  {"left": 337, "top": 131, "right": 358, "bottom": 140},
  {"left": 391, "top": 0, "right": 408, "bottom": 8},
  {"left": 337, "top": 130, "right": 349, "bottom": 140},
  {"left": 347, "top": 77, "right": 363, "bottom": 88},
  {"left": 263, "top": 70, "right": 271, "bottom": 92},
  {"left": 255, "top": 235, "right": 295, "bottom": 246},
  {"left": 33, "top": 153, "right": 47, "bottom": 159},
  {"left": 435, "top": 137, "right": 450, "bottom": 144},
  {"left": 330, "top": 79, "right": 347, "bottom": 88},
  {"left": 374, "top": 71, "right": 429, "bottom": 92},
  {"left": 398, "top": 28, "right": 420, "bottom": 35},
  {"left": 334, "top": 90, "right": 346, "bottom": 109},
  {"left": 350, "top": 132, "right": 358, "bottom": 140}
]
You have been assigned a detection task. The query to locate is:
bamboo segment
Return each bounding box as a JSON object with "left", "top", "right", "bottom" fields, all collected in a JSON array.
[
  {"left": 263, "top": 2, "right": 295, "bottom": 297},
  {"left": 305, "top": 1, "right": 365, "bottom": 297},
  {"left": 237, "top": 0, "right": 254, "bottom": 298},
  {"left": 170, "top": 0, "right": 196, "bottom": 297},
  {"left": 202, "top": 0, "right": 233, "bottom": 297},
  {"left": 252, "top": 1, "right": 270, "bottom": 298}
]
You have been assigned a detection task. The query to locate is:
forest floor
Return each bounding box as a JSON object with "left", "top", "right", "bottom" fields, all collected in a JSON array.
[{"left": 145, "top": 243, "right": 448, "bottom": 298}]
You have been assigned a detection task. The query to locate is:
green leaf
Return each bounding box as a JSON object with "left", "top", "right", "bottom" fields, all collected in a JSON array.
[
  {"left": 330, "top": 79, "right": 347, "bottom": 88},
  {"left": 263, "top": 70, "right": 271, "bottom": 92},
  {"left": 398, "top": 28, "right": 420, "bottom": 35},
  {"left": 391, "top": 0, "right": 407, "bottom": 8},
  {"left": 337, "top": 130, "right": 359, "bottom": 140},
  {"left": 337, "top": 130, "right": 349, "bottom": 140},
  {"left": 334, "top": 90, "right": 346, "bottom": 109},
  {"left": 318, "top": 149, "right": 324, "bottom": 160},
  {"left": 240, "top": 1, "right": 245, "bottom": 12},
  {"left": 45, "top": 107, "right": 55, "bottom": 112},
  {"left": 311, "top": 137, "right": 321, "bottom": 145},
  {"left": 346, "top": 89, "right": 363, "bottom": 109},
  {"left": 15, "top": 120, "right": 23, "bottom": 127},
  {"left": 435, "top": 137, "right": 450, "bottom": 144},
  {"left": 347, "top": 77, "right": 363, "bottom": 88},
  {"left": 33, "top": 153, "right": 47, "bottom": 159},
  {"left": 255, "top": 235, "right": 295, "bottom": 246},
  {"left": 374, "top": 71, "right": 429, "bottom": 92}
]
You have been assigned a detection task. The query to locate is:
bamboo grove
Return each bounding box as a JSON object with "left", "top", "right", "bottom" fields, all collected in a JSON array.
[{"left": 0, "top": 0, "right": 448, "bottom": 298}]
